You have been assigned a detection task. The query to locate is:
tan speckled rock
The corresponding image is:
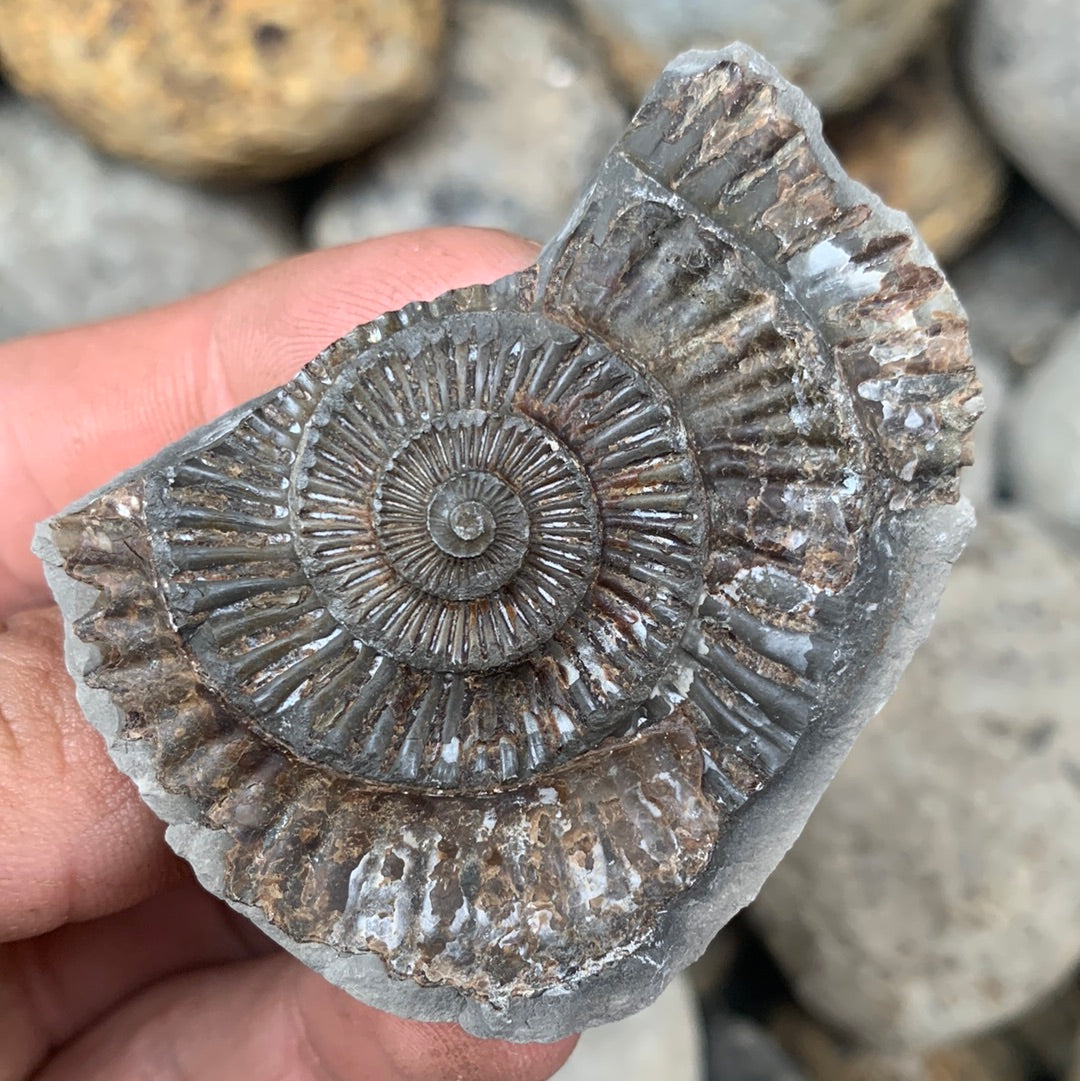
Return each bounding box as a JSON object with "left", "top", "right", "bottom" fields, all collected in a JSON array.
[
  {"left": 0, "top": 0, "right": 445, "bottom": 182},
  {"left": 570, "top": 0, "right": 953, "bottom": 112},
  {"left": 828, "top": 50, "right": 1007, "bottom": 264}
]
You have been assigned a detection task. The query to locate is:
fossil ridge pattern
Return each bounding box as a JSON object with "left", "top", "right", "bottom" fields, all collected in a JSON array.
[{"left": 36, "top": 45, "right": 980, "bottom": 1040}]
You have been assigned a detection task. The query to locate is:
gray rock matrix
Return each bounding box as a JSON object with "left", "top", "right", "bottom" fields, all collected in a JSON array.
[{"left": 35, "top": 46, "right": 976, "bottom": 1041}]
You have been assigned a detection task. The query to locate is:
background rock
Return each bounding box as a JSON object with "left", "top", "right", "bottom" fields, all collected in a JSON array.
[
  {"left": 966, "top": 0, "right": 1080, "bottom": 227},
  {"left": 570, "top": 0, "right": 952, "bottom": 113},
  {"left": 826, "top": 49, "right": 1007, "bottom": 264},
  {"left": 753, "top": 511, "right": 1080, "bottom": 1049},
  {"left": 771, "top": 1007, "right": 1036, "bottom": 1081},
  {"left": 950, "top": 188, "right": 1080, "bottom": 372},
  {"left": 1011, "top": 314, "right": 1080, "bottom": 536},
  {"left": 707, "top": 1015, "right": 807, "bottom": 1081},
  {"left": 0, "top": 0, "right": 444, "bottom": 182},
  {"left": 309, "top": 0, "right": 626, "bottom": 247},
  {"left": 0, "top": 96, "right": 296, "bottom": 341},
  {"left": 552, "top": 975, "right": 703, "bottom": 1081}
]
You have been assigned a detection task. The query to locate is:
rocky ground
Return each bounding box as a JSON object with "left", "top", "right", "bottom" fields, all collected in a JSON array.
[{"left": 1, "top": 0, "right": 1078, "bottom": 1078}]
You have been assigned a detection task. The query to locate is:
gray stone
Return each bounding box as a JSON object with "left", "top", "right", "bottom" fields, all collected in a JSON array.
[
  {"left": 753, "top": 510, "right": 1080, "bottom": 1050},
  {"left": 708, "top": 1016, "right": 807, "bottom": 1081},
  {"left": 552, "top": 976, "right": 704, "bottom": 1081},
  {"left": 950, "top": 188, "right": 1080, "bottom": 373},
  {"left": 1011, "top": 314, "right": 1080, "bottom": 535},
  {"left": 309, "top": 0, "right": 627, "bottom": 246},
  {"left": 0, "top": 95, "right": 297, "bottom": 342},
  {"left": 570, "top": 0, "right": 953, "bottom": 112},
  {"left": 966, "top": 0, "right": 1080, "bottom": 228},
  {"left": 35, "top": 46, "right": 977, "bottom": 1042}
]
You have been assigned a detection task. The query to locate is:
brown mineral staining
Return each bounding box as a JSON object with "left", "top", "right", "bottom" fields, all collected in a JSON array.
[{"left": 0, "top": 0, "right": 445, "bottom": 181}]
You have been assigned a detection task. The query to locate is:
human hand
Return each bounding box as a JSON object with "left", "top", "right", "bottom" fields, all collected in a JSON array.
[{"left": 0, "top": 229, "right": 578, "bottom": 1081}]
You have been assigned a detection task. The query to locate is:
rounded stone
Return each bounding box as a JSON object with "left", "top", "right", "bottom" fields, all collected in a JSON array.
[
  {"left": 1011, "top": 314, "right": 1080, "bottom": 535},
  {"left": 0, "top": 0, "right": 445, "bottom": 182},
  {"left": 949, "top": 187, "right": 1080, "bottom": 372},
  {"left": 827, "top": 49, "right": 1007, "bottom": 265},
  {"left": 309, "top": 0, "right": 628, "bottom": 245},
  {"left": 966, "top": 0, "right": 1080, "bottom": 228},
  {"left": 753, "top": 511, "right": 1080, "bottom": 1049},
  {"left": 0, "top": 95, "right": 296, "bottom": 342},
  {"left": 570, "top": 0, "right": 953, "bottom": 113}
]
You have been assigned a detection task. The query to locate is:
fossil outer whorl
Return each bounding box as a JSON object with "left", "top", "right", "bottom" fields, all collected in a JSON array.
[{"left": 35, "top": 44, "right": 980, "bottom": 1041}]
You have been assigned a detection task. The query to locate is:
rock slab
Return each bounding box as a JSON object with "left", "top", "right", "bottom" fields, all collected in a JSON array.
[
  {"left": 754, "top": 511, "right": 1080, "bottom": 1049},
  {"left": 0, "top": 0, "right": 445, "bottom": 182},
  {"left": 310, "top": 0, "right": 627, "bottom": 246}
]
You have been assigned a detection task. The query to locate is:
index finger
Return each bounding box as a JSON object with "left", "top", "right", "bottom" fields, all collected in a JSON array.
[{"left": 0, "top": 228, "right": 538, "bottom": 616}]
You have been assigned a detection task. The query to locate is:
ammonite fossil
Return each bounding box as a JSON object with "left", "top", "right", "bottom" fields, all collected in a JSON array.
[{"left": 36, "top": 45, "right": 980, "bottom": 1040}]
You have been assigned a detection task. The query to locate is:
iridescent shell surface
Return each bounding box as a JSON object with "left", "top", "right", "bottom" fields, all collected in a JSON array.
[{"left": 35, "top": 45, "right": 980, "bottom": 1040}]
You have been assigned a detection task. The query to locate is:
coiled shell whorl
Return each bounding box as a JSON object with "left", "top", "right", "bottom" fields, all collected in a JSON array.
[{"left": 36, "top": 45, "right": 980, "bottom": 1041}]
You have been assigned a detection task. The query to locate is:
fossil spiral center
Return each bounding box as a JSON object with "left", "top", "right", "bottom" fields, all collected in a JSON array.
[
  {"left": 305, "top": 409, "right": 600, "bottom": 669},
  {"left": 446, "top": 501, "right": 489, "bottom": 545}
]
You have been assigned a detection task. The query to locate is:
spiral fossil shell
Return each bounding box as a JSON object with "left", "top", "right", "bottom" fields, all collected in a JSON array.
[{"left": 36, "top": 45, "right": 980, "bottom": 1039}]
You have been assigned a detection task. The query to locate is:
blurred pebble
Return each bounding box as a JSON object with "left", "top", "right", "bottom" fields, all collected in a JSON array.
[
  {"left": 827, "top": 48, "right": 1007, "bottom": 265},
  {"left": 0, "top": 97, "right": 296, "bottom": 341},
  {"left": 1011, "top": 315, "right": 1080, "bottom": 535},
  {"left": 552, "top": 974, "right": 704, "bottom": 1081},
  {"left": 950, "top": 189, "right": 1080, "bottom": 371},
  {"left": 708, "top": 1015, "right": 807, "bottom": 1081},
  {"left": 310, "top": 0, "right": 626, "bottom": 247},
  {"left": 753, "top": 511, "right": 1080, "bottom": 1050},
  {"left": 569, "top": 0, "right": 952, "bottom": 112},
  {"left": 0, "top": 0, "right": 444, "bottom": 182},
  {"left": 966, "top": 0, "right": 1080, "bottom": 227},
  {"left": 770, "top": 1007, "right": 1034, "bottom": 1081}
]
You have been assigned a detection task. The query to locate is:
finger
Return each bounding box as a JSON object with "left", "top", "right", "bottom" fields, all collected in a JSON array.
[
  {"left": 33, "top": 953, "right": 577, "bottom": 1081},
  {"left": 0, "top": 228, "right": 538, "bottom": 614},
  {"left": 2, "top": 881, "right": 273, "bottom": 1080},
  {"left": 0, "top": 607, "right": 181, "bottom": 941}
]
